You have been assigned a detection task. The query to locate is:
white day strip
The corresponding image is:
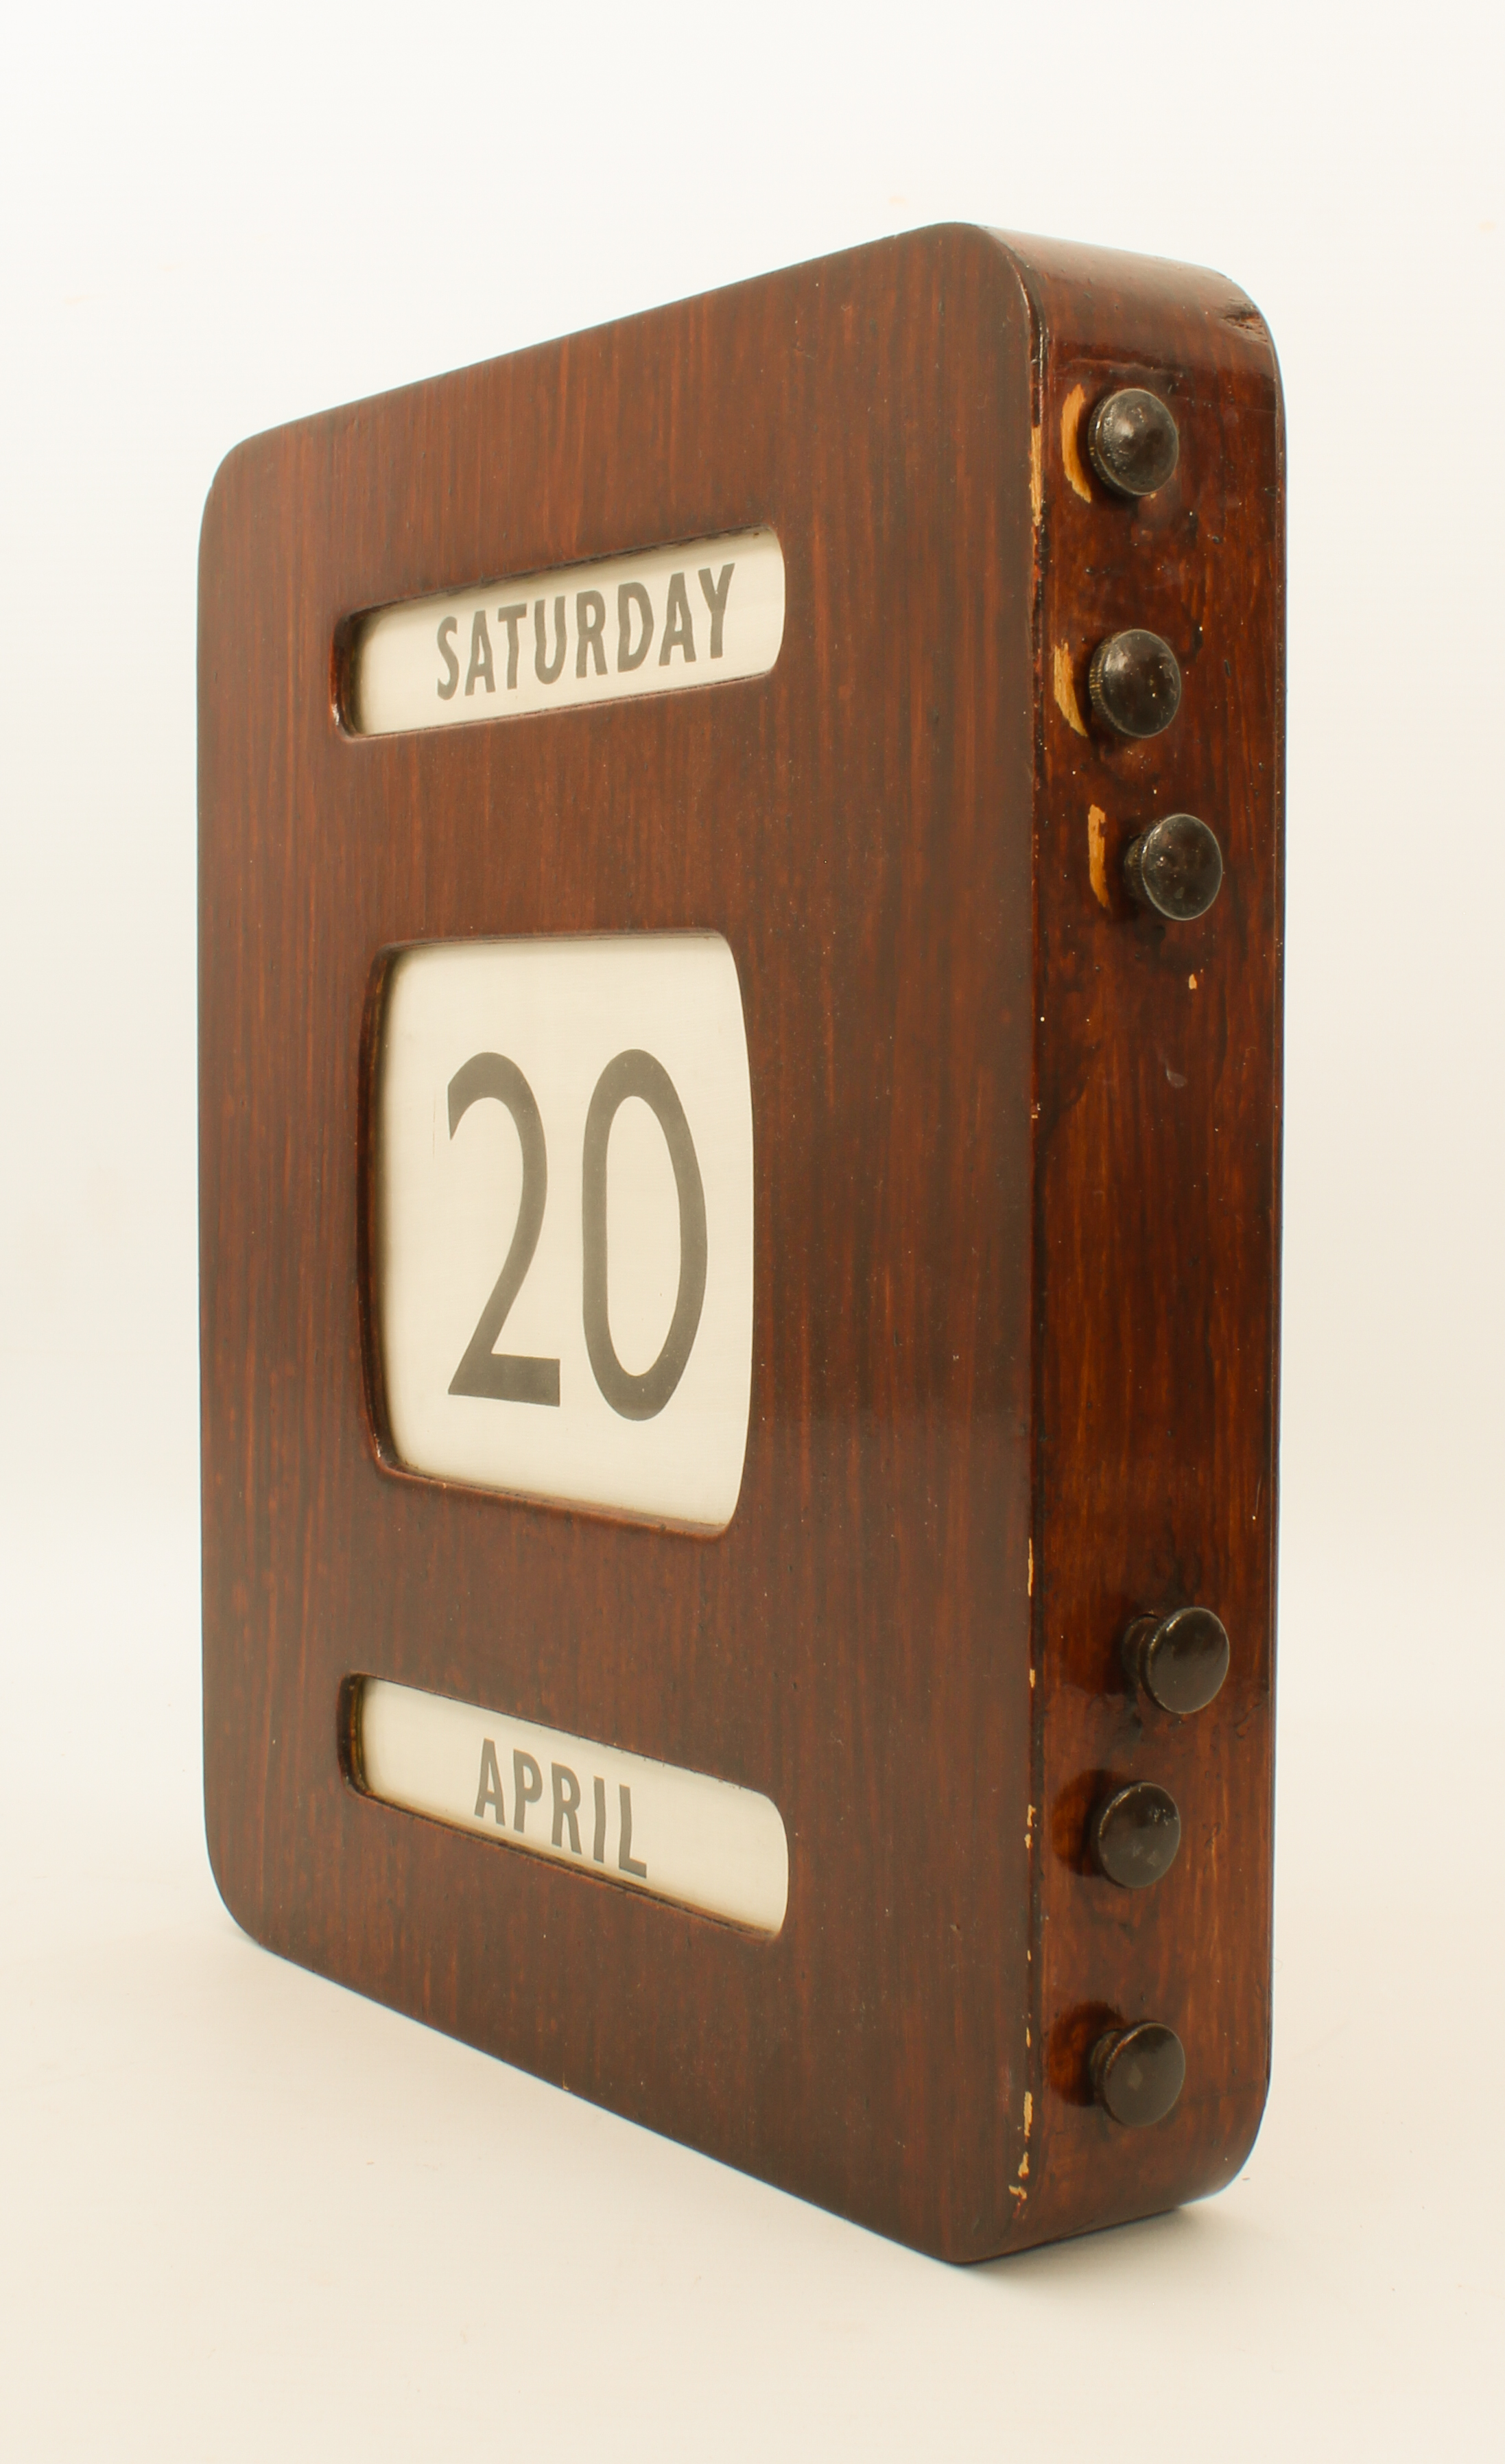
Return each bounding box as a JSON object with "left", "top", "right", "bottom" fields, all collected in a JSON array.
[{"left": 349, "top": 528, "right": 784, "bottom": 735}]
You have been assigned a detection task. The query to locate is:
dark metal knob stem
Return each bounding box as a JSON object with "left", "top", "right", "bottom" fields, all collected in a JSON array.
[
  {"left": 1123, "top": 812, "right": 1224, "bottom": 921},
  {"left": 1122, "top": 1607, "right": 1231, "bottom": 1716},
  {"left": 1088, "top": 629, "right": 1182, "bottom": 739},
  {"left": 1090, "top": 1780, "right": 1182, "bottom": 1889},
  {"left": 1091, "top": 2023, "right": 1187, "bottom": 2128},
  {"left": 1087, "top": 388, "right": 1181, "bottom": 499}
]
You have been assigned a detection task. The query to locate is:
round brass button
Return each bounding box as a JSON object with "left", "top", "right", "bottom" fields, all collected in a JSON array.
[
  {"left": 1087, "top": 388, "right": 1181, "bottom": 499},
  {"left": 1124, "top": 812, "right": 1224, "bottom": 921},
  {"left": 1087, "top": 628, "right": 1182, "bottom": 739},
  {"left": 1090, "top": 1780, "right": 1182, "bottom": 1889},
  {"left": 1122, "top": 1606, "right": 1231, "bottom": 1716},
  {"left": 1091, "top": 2023, "right": 1186, "bottom": 2128}
]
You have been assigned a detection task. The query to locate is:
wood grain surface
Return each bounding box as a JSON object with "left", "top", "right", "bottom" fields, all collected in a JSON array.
[
  {"left": 199, "top": 223, "right": 1283, "bottom": 2260},
  {"left": 1017, "top": 237, "right": 1284, "bottom": 2247}
]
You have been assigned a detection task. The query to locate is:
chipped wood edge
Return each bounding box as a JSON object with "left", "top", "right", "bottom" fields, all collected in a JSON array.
[
  {"left": 1088, "top": 803, "right": 1110, "bottom": 910},
  {"left": 1061, "top": 382, "right": 1093, "bottom": 501},
  {"left": 1052, "top": 643, "right": 1087, "bottom": 737}
]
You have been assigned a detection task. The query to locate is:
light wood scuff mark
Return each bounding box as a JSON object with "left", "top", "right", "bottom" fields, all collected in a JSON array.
[
  {"left": 1052, "top": 644, "right": 1087, "bottom": 736},
  {"left": 1030, "top": 424, "right": 1043, "bottom": 525},
  {"left": 1061, "top": 383, "right": 1092, "bottom": 501},
  {"left": 1088, "top": 804, "right": 1110, "bottom": 910},
  {"left": 1188, "top": 972, "right": 1198, "bottom": 991},
  {"left": 1028, "top": 1537, "right": 1034, "bottom": 1595}
]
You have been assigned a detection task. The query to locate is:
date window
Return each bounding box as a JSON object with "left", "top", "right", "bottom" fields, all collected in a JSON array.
[{"left": 375, "top": 932, "right": 755, "bottom": 1532}]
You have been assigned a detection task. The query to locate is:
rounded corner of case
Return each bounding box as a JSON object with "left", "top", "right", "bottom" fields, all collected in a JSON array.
[{"left": 200, "top": 1823, "right": 267, "bottom": 1952}]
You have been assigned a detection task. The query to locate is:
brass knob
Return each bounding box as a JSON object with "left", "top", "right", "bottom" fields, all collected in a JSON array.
[
  {"left": 1088, "top": 629, "right": 1182, "bottom": 739},
  {"left": 1090, "top": 2023, "right": 1187, "bottom": 2127},
  {"left": 1087, "top": 388, "right": 1181, "bottom": 499},
  {"left": 1122, "top": 1607, "right": 1231, "bottom": 1716},
  {"left": 1123, "top": 812, "right": 1224, "bottom": 921},
  {"left": 1089, "top": 1780, "right": 1182, "bottom": 1889}
]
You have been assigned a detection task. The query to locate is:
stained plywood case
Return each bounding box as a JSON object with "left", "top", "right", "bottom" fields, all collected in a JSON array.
[{"left": 198, "top": 224, "right": 1283, "bottom": 2260}]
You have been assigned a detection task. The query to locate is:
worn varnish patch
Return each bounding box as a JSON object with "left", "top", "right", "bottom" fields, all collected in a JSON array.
[
  {"left": 1061, "top": 383, "right": 1093, "bottom": 501},
  {"left": 1088, "top": 803, "right": 1110, "bottom": 909},
  {"left": 1053, "top": 643, "right": 1088, "bottom": 736}
]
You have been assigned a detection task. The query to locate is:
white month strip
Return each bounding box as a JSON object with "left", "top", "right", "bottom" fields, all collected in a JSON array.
[
  {"left": 348, "top": 527, "right": 784, "bottom": 735},
  {"left": 357, "top": 1677, "right": 789, "bottom": 1935}
]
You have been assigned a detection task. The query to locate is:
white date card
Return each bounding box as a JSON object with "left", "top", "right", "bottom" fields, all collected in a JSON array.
[{"left": 377, "top": 932, "right": 754, "bottom": 1531}]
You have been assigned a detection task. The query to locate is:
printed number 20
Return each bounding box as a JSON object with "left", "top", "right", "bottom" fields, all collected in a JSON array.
[{"left": 447, "top": 1048, "right": 708, "bottom": 1423}]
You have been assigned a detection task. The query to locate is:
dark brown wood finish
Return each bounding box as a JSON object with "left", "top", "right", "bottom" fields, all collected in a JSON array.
[
  {"left": 1014, "top": 237, "right": 1284, "bottom": 2247},
  {"left": 199, "top": 225, "right": 1282, "bottom": 2260}
]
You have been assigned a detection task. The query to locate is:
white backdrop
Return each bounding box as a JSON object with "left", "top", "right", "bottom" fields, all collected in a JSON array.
[{"left": 2, "top": 3, "right": 1500, "bottom": 2455}]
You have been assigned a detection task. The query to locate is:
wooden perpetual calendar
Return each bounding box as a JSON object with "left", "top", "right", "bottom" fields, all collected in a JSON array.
[{"left": 198, "top": 225, "right": 1283, "bottom": 2261}]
